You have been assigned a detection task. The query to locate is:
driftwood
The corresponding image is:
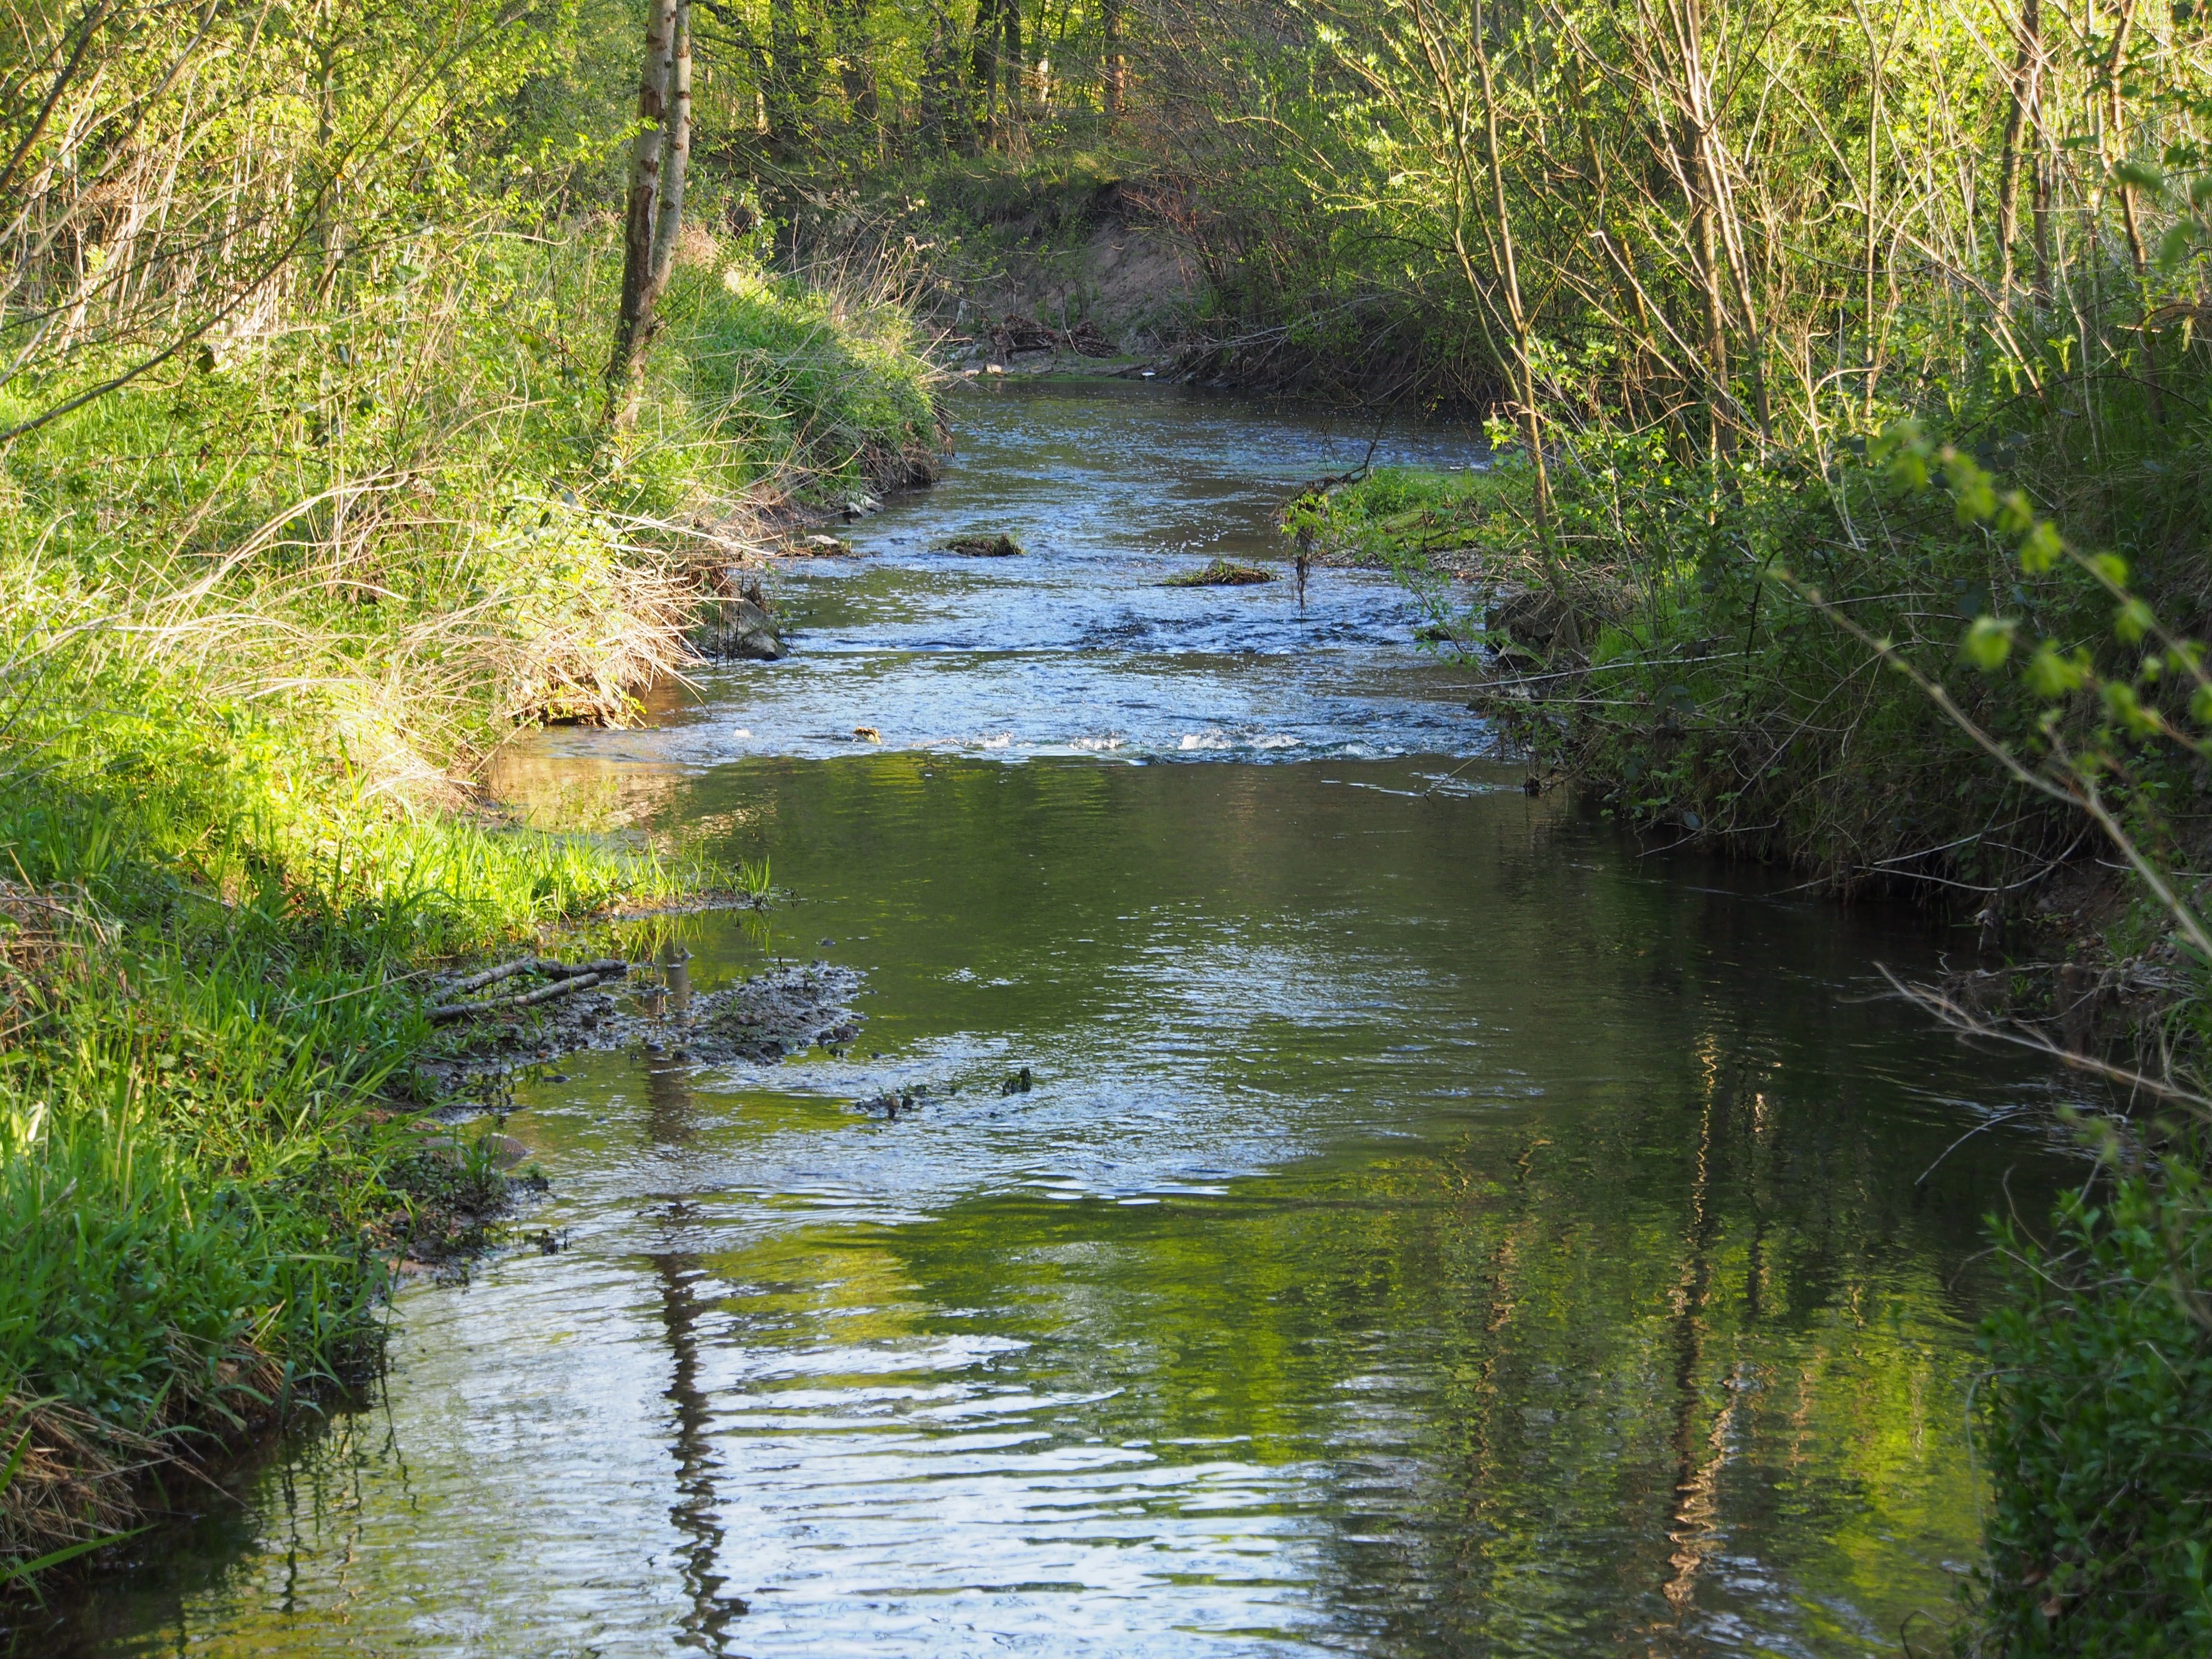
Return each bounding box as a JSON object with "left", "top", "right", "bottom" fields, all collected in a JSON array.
[
  {"left": 429, "top": 959, "right": 630, "bottom": 1024},
  {"left": 986, "top": 314, "right": 1116, "bottom": 359}
]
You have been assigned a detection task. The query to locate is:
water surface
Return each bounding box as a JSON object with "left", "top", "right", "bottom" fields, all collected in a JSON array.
[{"left": 23, "top": 383, "right": 2076, "bottom": 1659}]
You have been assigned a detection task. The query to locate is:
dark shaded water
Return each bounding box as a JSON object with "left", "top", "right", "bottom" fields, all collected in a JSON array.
[{"left": 25, "top": 383, "right": 2076, "bottom": 1658}]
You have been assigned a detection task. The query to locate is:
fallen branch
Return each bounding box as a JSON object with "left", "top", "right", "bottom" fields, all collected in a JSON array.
[
  {"left": 439, "top": 957, "right": 549, "bottom": 998},
  {"left": 428, "top": 960, "right": 629, "bottom": 1024}
]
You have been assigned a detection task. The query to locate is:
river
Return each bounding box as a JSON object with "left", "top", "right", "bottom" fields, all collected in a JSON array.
[{"left": 29, "top": 380, "right": 2077, "bottom": 1658}]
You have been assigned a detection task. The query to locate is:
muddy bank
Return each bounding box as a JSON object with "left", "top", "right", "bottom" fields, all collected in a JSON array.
[{"left": 416, "top": 960, "right": 868, "bottom": 1106}]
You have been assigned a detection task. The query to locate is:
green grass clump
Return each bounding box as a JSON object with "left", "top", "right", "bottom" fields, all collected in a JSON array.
[
  {"left": 1165, "top": 558, "right": 1274, "bottom": 586},
  {"left": 1298, "top": 466, "right": 1504, "bottom": 564},
  {"left": 671, "top": 264, "right": 941, "bottom": 494},
  {"left": 0, "top": 598, "right": 700, "bottom": 1572}
]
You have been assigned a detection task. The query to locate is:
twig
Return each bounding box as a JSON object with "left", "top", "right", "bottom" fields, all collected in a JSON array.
[
  {"left": 1880, "top": 965, "right": 2212, "bottom": 1118},
  {"left": 1917, "top": 1106, "right": 2035, "bottom": 1185},
  {"left": 438, "top": 957, "right": 550, "bottom": 998}
]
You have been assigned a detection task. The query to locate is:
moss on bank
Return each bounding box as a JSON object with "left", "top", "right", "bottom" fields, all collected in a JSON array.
[{"left": 0, "top": 232, "right": 938, "bottom": 1584}]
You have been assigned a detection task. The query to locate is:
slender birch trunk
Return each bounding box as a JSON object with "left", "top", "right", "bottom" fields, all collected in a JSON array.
[
  {"left": 646, "top": 0, "right": 692, "bottom": 303},
  {"left": 606, "top": 0, "right": 681, "bottom": 429}
]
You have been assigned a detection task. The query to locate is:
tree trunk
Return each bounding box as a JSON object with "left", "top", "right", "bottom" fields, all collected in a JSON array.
[
  {"left": 768, "top": 0, "right": 804, "bottom": 156},
  {"left": 646, "top": 0, "right": 692, "bottom": 301},
  {"left": 606, "top": 0, "right": 679, "bottom": 428},
  {"left": 971, "top": 0, "right": 1002, "bottom": 141},
  {"left": 2105, "top": 0, "right": 2147, "bottom": 278},
  {"left": 920, "top": 0, "right": 958, "bottom": 146},
  {"left": 1859, "top": 3, "right": 1884, "bottom": 422},
  {"left": 1102, "top": 0, "right": 1124, "bottom": 118},
  {"left": 2032, "top": 153, "right": 2052, "bottom": 305},
  {"left": 830, "top": 0, "right": 878, "bottom": 129}
]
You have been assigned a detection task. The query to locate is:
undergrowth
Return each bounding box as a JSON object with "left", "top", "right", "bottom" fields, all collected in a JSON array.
[{"left": 1975, "top": 1156, "right": 2212, "bottom": 1654}]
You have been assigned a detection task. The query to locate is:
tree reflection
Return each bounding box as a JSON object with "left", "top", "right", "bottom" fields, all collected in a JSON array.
[{"left": 643, "top": 1055, "right": 746, "bottom": 1655}]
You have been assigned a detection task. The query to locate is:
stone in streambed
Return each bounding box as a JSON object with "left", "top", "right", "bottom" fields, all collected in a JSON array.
[{"left": 696, "top": 591, "right": 787, "bottom": 661}]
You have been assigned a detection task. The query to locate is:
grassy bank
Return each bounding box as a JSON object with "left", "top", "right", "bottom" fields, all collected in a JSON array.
[{"left": 0, "top": 228, "right": 938, "bottom": 1583}]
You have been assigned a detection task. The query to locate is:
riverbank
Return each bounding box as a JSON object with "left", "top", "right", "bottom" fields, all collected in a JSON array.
[
  {"left": 1313, "top": 415, "right": 2212, "bottom": 1645},
  {"left": 1306, "top": 428, "right": 2210, "bottom": 987},
  {"left": 0, "top": 230, "right": 939, "bottom": 1586}
]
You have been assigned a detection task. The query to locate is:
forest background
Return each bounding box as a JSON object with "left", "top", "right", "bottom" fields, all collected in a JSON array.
[{"left": 6, "top": 0, "right": 2212, "bottom": 1650}]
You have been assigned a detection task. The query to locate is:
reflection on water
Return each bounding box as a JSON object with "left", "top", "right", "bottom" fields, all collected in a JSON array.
[
  {"left": 24, "top": 757, "right": 2076, "bottom": 1659},
  {"left": 19, "top": 385, "right": 2081, "bottom": 1659},
  {"left": 647, "top": 1060, "right": 747, "bottom": 1655}
]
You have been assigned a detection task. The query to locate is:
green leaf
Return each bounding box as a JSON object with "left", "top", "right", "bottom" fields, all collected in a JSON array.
[
  {"left": 2101, "top": 680, "right": 2161, "bottom": 736},
  {"left": 2025, "top": 644, "right": 2088, "bottom": 698},
  {"left": 2019, "top": 521, "right": 2063, "bottom": 574},
  {"left": 2089, "top": 551, "right": 2130, "bottom": 587},
  {"left": 1964, "top": 614, "right": 2017, "bottom": 670},
  {"left": 2190, "top": 684, "right": 2212, "bottom": 727},
  {"left": 1952, "top": 468, "right": 1996, "bottom": 523},
  {"left": 2115, "top": 599, "right": 2156, "bottom": 644}
]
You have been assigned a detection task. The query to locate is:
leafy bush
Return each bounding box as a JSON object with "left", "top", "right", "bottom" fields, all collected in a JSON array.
[{"left": 1975, "top": 1166, "right": 2212, "bottom": 1655}]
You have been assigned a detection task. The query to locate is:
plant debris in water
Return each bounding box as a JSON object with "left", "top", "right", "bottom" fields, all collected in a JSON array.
[
  {"left": 1166, "top": 559, "right": 1275, "bottom": 587},
  {"left": 942, "top": 533, "right": 1024, "bottom": 557}
]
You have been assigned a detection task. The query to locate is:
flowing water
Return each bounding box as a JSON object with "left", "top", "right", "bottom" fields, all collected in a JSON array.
[{"left": 27, "top": 382, "right": 2080, "bottom": 1659}]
